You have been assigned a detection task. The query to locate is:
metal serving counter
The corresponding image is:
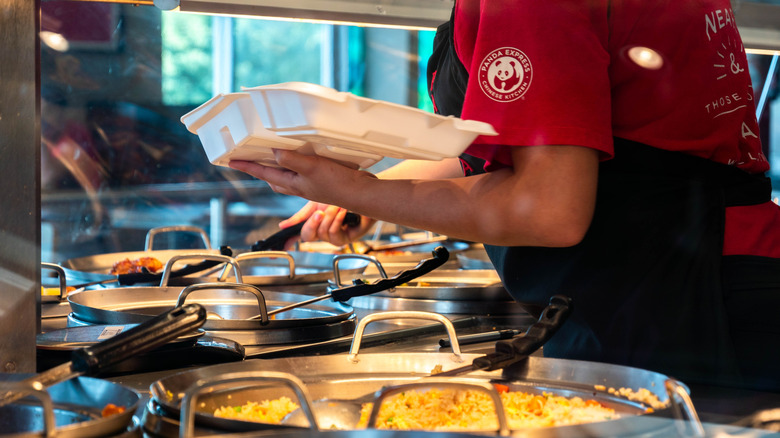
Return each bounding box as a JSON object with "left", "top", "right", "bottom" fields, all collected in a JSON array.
[{"left": 100, "top": 310, "right": 780, "bottom": 438}]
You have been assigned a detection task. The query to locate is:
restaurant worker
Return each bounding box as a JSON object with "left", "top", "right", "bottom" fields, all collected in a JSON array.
[{"left": 230, "top": 1, "right": 780, "bottom": 392}]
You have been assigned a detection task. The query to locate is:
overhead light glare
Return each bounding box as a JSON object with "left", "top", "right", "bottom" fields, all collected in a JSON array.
[
  {"left": 172, "top": 9, "right": 436, "bottom": 30},
  {"left": 40, "top": 31, "right": 69, "bottom": 52},
  {"left": 746, "top": 48, "right": 780, "bottom": 56},
  {"left": 627, "top": 46, "right": 664, "bottom": 70}
]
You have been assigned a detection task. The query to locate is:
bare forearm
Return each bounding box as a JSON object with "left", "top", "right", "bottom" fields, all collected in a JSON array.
[
  {"left": 339, "top": 165, "right": 594, "bottom": 247},
  {"left": 229, "top": 145, "right": 598, "bottom": 248},
  {"left": 376, "top": 157, "right": 463, "bottom": 180}
]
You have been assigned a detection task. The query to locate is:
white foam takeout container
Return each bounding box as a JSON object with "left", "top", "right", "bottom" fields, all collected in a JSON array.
[{"left": 181, "top": 82, "right": 497, "bottom": 169}]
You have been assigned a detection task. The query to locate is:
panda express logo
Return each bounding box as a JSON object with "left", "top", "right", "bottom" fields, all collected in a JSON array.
[{"left": 478, "top": 47, "right": 533, "bottom": 102}]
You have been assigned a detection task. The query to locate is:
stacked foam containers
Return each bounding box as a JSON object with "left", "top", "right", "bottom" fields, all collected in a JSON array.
[{"left": 181, "top": 82, "right": 497, "bottom": 169}]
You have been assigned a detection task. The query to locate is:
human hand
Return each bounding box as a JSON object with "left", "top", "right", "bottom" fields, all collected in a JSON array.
[
  {"left": 279, "top": 202, "right": 376, "bottom": 248},
  {"left": 229, "top": 150, "right": 379, "bottom": 247},
  {"left": 229, "top": 149, "right": 376, "bottom": 204}
]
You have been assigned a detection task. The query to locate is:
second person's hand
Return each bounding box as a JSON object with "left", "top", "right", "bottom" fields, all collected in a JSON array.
[
  {"left": 229, "top": 149, "right": 378, "bottom": 248},
  {"left": 281, "top": 202, "right": 375, "bottom": 248}
]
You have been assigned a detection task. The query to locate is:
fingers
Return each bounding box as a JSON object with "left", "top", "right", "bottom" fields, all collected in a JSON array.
[
  {"left": 281, "top": 202, "right": 372, "bottom": 247},
  {"left": 280, "top": 202, "right": 319, "bottom": 229},
  {"left": 294, "top": 206, "right": 360, "bottom": 246},
  {"left": 228, "top": 154, "right": 304, "bottom": 197},
  {"left": 326, "top": 208, "right": 352, "bottom": 246},
  {"left": 228, "top": 160, "right": 288, "bottom": 183},
  {"left": 230, "top": 151, "right": 374, "bottom": 247},
  {"left": 299, "top": 210, "right": 325, "bottom": 243},
  {"left": 314, "top": 206, "right": 351, "bottom": 246}
]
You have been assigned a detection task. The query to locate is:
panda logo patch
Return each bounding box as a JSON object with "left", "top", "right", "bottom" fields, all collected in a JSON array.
[{"left": 478, "top": 47, "right": 533, "bottom": 102}]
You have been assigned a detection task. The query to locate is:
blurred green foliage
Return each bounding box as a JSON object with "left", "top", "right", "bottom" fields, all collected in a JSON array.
[
  {"left": 233, "top": 18, "right": 323, "bottom": 89},
  {"left": 161, "top": 13, "right": 213, "bottom": 105},
  {"left": 161, "top": 14, "right": 433, "bottom": 112}
]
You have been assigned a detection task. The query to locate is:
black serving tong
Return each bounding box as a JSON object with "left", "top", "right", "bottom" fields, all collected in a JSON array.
[
  {"left": 247, "top": 246, "right": 450, "bottom": 320},
  {"left": 434, "top": 294, "right": 572, "bottom": 377},
  {"left": 57, "top": 246, "right": 235, "bottom": 288},
  {"left": 438, "top": 329, "right": 522, "bottom": 348},
  {"left": 251, "top": 212, "right": 361, "bottom": 252},
  {"left": 0, "top": 304, "right": 207, "bottom": 407}
]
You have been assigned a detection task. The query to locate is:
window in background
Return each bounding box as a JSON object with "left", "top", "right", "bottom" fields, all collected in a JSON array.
[
  {"left": 750, "top": 53, "right": 780, "bottom": 194},
  {"left": 160, "top": 13, "right": 436, "bottom": 112},
  {"left": 158, "top": 14, "right": 434, "bottom": 176},
  {"left": 417, "top": 30, "right": 435, "bottom": 113},
  {"left": 232, "top": 18, "right": 326, "bottom": 90},
  {"left": 161, "top": 13, "right": 213, "bottom": 106}
]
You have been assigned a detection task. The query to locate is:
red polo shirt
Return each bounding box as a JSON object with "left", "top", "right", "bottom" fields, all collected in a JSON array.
[{"left": 452, "top": 0, "right": 780, "bottom": 257}]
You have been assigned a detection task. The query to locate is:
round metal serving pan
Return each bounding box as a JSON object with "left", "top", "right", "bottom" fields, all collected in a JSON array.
[
  {"left": 148, "top": 355, "right": 679, "bottom": 437},
  {"left": 141, "top": 399, "right": 528, "bottom": 438},
  {"left": 66, "top": 313, "right": 357, "bottom": 347},
  {"left": 255, "top": 283, "right": 523, "bottom": 316},
  {"left": 58, "top": 226, "right": 219, "bottom": 284},
  {"left": 61, "top": 248, "right": 223, "bottom": 283},
  {"left": 67, "top": 285, "right": 354, "bottom": 330},
  {"left": 66, "top": 284, "right": 356, "bottom": 346},
  {"left": 170, "top": 250, "right": 370, "bottom": 287},
  {"left": 40, "top": 263, "right": 80, "bottom": 325},
  {"left": 299, "top": 240, "right": 469, "bottom": 271},
  {"left": 346, "top": 295, "right": 526, "bottom": 315},
  {"left": 148, "top": 311, "right": 683, "bottom": 437},
  {"left": 334, "top": 265, "right": 519, "bottom": 314},
  {"left": 0, "top": 375, "right": 140, "bottom": 438},
  {"left": 336, "top": 269, "right": 508, "bottom": 301}
]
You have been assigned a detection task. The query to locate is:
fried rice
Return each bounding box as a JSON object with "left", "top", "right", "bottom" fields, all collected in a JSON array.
[
  {"left": 358, "top": 388, "right": 619, "bottom": 431},
  {"left": 214, "top": 388, "right": 619, "bottom": 431},
  {"left": 213, "top": 396, "right": 299, "bottom": 424}
]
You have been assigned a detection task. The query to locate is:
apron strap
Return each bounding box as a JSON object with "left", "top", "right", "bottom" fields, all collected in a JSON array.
[{"left": 609, "top": 137, "right": 771, "bottom": 206}]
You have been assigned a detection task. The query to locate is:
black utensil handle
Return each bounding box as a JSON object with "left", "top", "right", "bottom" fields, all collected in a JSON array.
[
  {"left": 438, "top": 329, "right": 518, "bottom": 348},
  {"left": 252, "top": 212, "right": 361, "bottom": 251},
  {"left": 330, "top": 246, "right": 450, "bottom": 302},
  {"left": 502, "top": 294, "right": 572, "bottom": 353},
  {"left": 117, "top": 246, "right": 234, "bottom": 285},
  {"left": 473, "top": 295, "right": 572, "bottom": 371},
  {"left": 251, "top": 222, "right": 305, "bottom": 252},
  {"left": 70, "top": 303, "right": 207, "bottom": 375}
]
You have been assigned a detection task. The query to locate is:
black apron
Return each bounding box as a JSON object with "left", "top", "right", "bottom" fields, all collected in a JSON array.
[{"left": 427, "top": 5, "right": 780, "bottom": 391}]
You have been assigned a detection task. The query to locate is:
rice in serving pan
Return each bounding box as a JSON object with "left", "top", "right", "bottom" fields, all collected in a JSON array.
[
  {"left": 213, "top": 396, "right": 299, "bottom": 423},
  {"left": 358, "top": 388, "right": 620, "bottom": 431},
  {"left": 214, "top": 388, "right": 620, "bottom": 431}
]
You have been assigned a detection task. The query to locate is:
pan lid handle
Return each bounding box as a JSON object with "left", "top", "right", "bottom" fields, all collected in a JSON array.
[
  {"left": 41, "top": 263, "right": 68, "bottom": 301},
  {"left": 331, "top": 253, "right": 388, "bottom": 288},
  {"left": 180, "top": 371, "right": 319, "bottom": 436},
  {"left": 226, "top": 251, "right": 296, "bottom": 280},
  {"left": 0, "top": 381, "right": 56, "bottom": 437},
  {"left": 347, "top": 311, "right": 463, "bottom": 364},
  {"left": 177, "top": 283, "right": 270, "bottom": 325},
  {"left": 158, "top": 253, "right": 242, "bottom": 286},
  {"left": 145, "top": 225, "right": 212, "bottom": 250},
  {"left": 364, "top": 379, "right": 510, "bottom": 436},
  {"left": 117, "top": 246, "right": 234, "bottom": 286}
]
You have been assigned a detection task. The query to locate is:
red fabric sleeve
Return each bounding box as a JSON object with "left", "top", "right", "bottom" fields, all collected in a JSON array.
[{"left": 455, "top": 0, "right": 613, "bottom": 170}]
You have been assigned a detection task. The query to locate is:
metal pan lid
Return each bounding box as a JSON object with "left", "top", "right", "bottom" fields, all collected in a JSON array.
[{"left": 36, "top": 324, "right": 205, "bottom": 351}]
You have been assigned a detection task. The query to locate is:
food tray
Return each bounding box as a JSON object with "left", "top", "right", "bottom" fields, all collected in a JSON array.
[{"left": 181, "top": 82, "right": 497, "bottom": 169}]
